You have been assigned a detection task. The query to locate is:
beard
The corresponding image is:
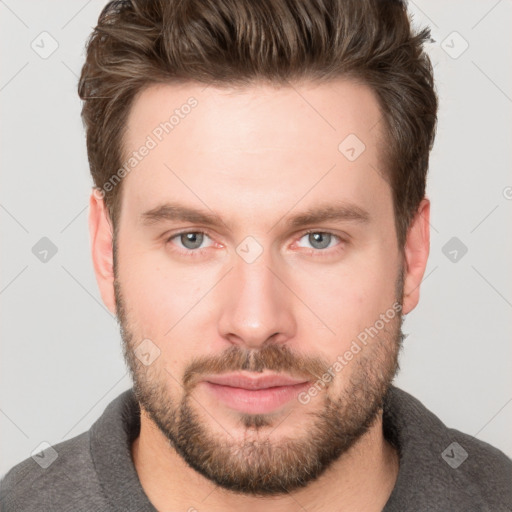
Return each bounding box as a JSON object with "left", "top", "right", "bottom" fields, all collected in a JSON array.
[{"left": 114, "top": 257, "right": 404, "bottom": 496}]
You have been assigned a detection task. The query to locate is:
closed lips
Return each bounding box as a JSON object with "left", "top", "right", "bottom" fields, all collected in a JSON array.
[{"left": 204, "top": 373, "right": 310, "bottom": 390}]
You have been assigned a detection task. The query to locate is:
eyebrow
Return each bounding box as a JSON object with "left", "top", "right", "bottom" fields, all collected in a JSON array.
[
  {"left": 283, "top": 203, "right": 370, "bottom": 229},
  {"left": 140, "top": 201, "right": 370, "bottom": 230}
]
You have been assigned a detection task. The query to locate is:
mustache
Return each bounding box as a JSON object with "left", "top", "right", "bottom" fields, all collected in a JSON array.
[{"left": 182, "top": 343, "right": 331, "bottom": 393}]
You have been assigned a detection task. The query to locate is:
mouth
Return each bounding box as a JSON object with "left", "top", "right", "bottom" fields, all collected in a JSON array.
[{"left": 200, "top": 372, "right": 311, "bottom": 415}]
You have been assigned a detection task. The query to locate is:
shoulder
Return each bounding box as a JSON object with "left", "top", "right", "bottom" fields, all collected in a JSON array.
[
  {"left": 440, "top": 424, "right": 512, "bottom": 503},
  {"left": 384, "top": 386, "right": 512, "bottom": 511},
  {"left": 0, "top": 431, "right": 107, "bottom": 512}
]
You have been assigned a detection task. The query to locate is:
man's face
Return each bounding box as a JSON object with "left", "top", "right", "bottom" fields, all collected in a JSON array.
[{"left": 112, "top": 80, "right": 405, "bottom": 495}]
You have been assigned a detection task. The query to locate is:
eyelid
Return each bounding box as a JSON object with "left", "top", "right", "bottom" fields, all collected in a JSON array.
[
  {"left": 166, "top": 229, "right": 211, "bottom": 241},
  {"left": 297, "top": 228, "right": 347, "bottom": 240}
]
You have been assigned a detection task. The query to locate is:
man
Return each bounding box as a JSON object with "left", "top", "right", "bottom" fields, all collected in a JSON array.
[{"left": 1, "top": 0, "right": 511, "bottom": 510}]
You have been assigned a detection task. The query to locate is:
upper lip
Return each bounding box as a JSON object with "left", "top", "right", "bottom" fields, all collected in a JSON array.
[{"left": 204, "top": 372, "right": 310, "bottom": 390}]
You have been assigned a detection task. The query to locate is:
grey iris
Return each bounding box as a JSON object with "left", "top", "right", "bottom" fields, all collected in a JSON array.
[
  {"left": 181, "top": 232, "right": 204, "bottom": 249},
  {"left": 308, "top": 232, "right": 331, "bottom": 250}
]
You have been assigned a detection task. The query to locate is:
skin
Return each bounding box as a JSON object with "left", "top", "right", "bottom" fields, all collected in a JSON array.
[{"left": 89, "top": 79, "right": 430, "bottom": 511}]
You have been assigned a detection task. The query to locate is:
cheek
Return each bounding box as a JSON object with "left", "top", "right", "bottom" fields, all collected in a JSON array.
[
  {"left": 286, "top": 257, "right": 400, "bottom": 381},
  {"left": 118, "top": 245, "right": 221, "bottom": 347},
  {"left": 118, "top": 259, "right": 204, "bottom": 385},
  {"left": 295, "top": 256, "right": 397, "bottom": 333}
]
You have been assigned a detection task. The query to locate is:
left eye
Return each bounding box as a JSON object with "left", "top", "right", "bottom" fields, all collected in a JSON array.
[
  {"left": 297, "top": 232, "right": 341, "bottom": 250},
  {"left": 168, "top": 231, "right": 213, "bottom": 250}
]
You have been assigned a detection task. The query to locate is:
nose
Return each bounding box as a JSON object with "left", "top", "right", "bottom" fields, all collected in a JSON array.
[{"left": 217, "top": 247, "right": 296, "bottom": 350}]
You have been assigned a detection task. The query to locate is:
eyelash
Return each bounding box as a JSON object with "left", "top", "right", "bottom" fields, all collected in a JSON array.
[{"left": 165, "top": 229, "right": 346, "bottom": 258}]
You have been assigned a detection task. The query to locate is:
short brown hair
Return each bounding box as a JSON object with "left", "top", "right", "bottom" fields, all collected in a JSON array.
[{"left": 78, "top": 0, "right": 437, "bottom": 246}]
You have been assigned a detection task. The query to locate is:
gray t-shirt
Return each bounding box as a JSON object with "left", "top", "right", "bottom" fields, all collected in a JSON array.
[{"left": 1, "top": 385, "right": 511, "bottom": 511}]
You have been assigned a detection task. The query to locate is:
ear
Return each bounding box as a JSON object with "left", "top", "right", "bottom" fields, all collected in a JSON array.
[
  {"left": 402, "top": 198, "right": 430, "bottom": 315},
  {"left": 89, "top": 189, "right": 116, "bottom": 315}
]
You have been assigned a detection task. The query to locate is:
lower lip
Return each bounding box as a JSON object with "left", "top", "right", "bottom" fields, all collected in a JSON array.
[{"left": 203, "top": 381, "right": 311, "bottom": 414}]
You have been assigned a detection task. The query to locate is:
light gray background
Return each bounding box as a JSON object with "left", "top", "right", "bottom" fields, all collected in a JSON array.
[{"left": 1, "top": 0, "right": 511, "bottom": 476}]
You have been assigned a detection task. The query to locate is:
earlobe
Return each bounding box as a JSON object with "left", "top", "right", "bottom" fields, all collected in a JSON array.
[
  {"left": 89, "top": 189, "right": 117, "bottom": 315},
  {"left": 402, "top": 198, "right": 430, "bottom": 315}
]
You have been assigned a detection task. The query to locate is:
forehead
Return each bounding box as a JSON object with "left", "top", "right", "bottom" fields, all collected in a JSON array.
[{"left": 120, "top": 79, "right": 390, "bottom": 227}]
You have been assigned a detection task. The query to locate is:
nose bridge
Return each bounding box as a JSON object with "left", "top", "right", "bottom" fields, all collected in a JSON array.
[{"left": 217, "top": 242, "right": 295, "bottom": 347}]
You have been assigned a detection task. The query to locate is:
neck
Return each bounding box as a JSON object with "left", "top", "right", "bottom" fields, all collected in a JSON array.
[{"left": 131, "top": 408, "right": 399, "bottom": 512}]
